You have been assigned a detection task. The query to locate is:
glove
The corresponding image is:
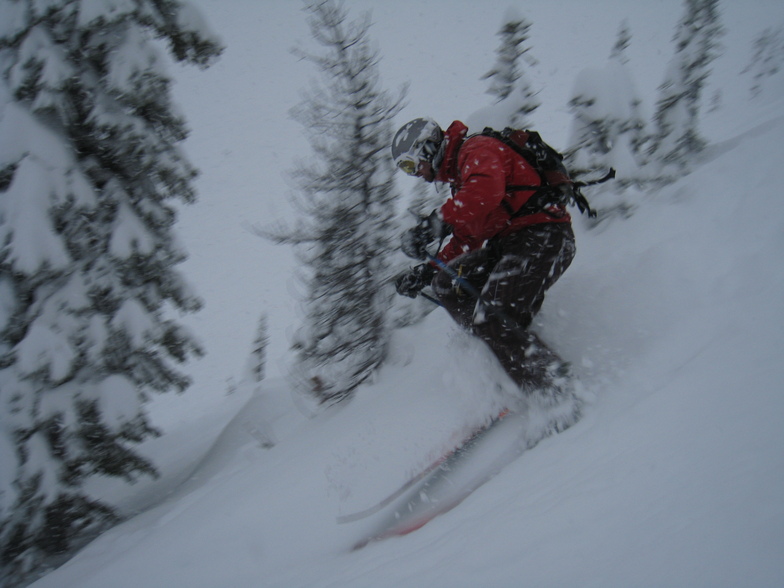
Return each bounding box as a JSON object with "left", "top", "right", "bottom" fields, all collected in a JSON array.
[
  {"left": 401, "top": 225, "right": 431, "bottom": 260},
  {"left": 395, "top": 264, "right": 437, "bottom": 298},
  {"left": 400, "top": 210, "right": 452, "bottom": 260}
]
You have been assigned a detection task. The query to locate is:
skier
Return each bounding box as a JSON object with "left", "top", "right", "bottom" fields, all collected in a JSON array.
[{"left": 392, "top": 118, "right": 576, "bottom": 398}]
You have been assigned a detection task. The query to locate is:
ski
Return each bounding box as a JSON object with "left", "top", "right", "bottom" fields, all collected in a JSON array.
[
  {"left": 336, "top": 409, "right": 511, "bottom": 524},
  {"left": 350, "top": 409, "right": 527, "bottom": 551},
  {"left": 346, "top": 384, "right": 583, "bottom": 550}
]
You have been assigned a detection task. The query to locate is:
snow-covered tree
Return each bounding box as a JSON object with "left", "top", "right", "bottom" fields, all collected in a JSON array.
[
  {"left": 0, "top": 1, "right": 220, "bottom": 583},
  {"left": 743, "top": 25, "right": 784, "bottom": 98},
  {"left": 564, "top": 21, "right": 647, "bottom": 224},
  {"left": 649, "top": 0, "right": 724, "bottom": 172},
  {"left": 266, "top": 0, "right": 404, "bottom": 406},
  {"left": 475, "top": 8, "right": 539, "bottom": 130},
  {"left": 565, "top": 22, "right": 646, "bottom": 181}
]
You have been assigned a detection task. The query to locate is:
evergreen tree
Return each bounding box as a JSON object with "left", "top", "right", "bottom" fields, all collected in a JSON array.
[
  {"left": 649, "top": 0, "right": 724, "bottom": 171},
  {"left": 743, "top": 26, "right": 784, "bottom": 98},
  {"left": 610, "top": 19, "right": 632, "bottom": 66},
  {"left": 0, "top": 1, "right": 220, "bottom": 583},
  {"left": 480, "top": 8, "right": 539, "bottom": 129},
  {"left": 246, "top": 313, "right": 268, "bottom": 388},
  {"left": 267, "top": 0, "right": 404, "bottom": 406}
]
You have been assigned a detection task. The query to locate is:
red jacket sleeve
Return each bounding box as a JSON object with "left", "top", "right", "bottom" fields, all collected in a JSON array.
[{"left": 438, "top": 137, "right": 538, "bottom": 262}]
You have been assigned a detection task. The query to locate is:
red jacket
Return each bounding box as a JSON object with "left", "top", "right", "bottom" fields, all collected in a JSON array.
[{"left": 436, "top": 121, "right": 571, "bottom": 262}]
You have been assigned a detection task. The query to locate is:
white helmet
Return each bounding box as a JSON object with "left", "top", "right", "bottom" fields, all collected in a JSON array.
[{"left": 391, "top": 118, "right": 443, "bottom": 175}]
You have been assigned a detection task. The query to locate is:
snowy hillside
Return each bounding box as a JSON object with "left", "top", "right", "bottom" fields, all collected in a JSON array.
[{"left": 31, "top": 1, "right": 784, "bottom": 587}]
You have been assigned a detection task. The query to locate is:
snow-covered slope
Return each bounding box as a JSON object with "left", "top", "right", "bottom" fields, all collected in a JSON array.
[
  {"left": 32, "top": 103, "right": 784, "bottom": 588},
  {"left": 32, "top": 1, "right": 784, "bottom": 586}
]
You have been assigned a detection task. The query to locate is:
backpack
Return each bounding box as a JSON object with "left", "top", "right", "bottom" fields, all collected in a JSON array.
[{"left": 478, "top": 127, "right": 615, "bottom": 219}]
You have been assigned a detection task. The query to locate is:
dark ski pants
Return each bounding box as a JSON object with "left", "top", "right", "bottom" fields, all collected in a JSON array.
[{"left": 432, "top": 223, "right": 576, "bottom": 392}]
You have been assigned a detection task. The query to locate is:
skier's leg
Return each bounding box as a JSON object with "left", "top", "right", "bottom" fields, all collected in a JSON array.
[
  {"left": 432, "top": 224, "right": 581, "bottom": 431},
  {"left": 432, "top": 223, "right": 575, "bottom": 389},
  {"left": 471, "top": 224, "right": 576, "bottom": 391}
]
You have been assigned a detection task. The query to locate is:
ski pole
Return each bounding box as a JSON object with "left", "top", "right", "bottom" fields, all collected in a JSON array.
[
  {"left": 426, "top": 254, "right": 483, "bottom": 300},
  {"left": 417, "top": 290, "right": 443, "bottom": 307}
]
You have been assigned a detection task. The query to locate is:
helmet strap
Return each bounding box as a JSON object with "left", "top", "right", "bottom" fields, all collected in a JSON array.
[{"left": 429, "top": 139, "right": 446, "bottom": 172}]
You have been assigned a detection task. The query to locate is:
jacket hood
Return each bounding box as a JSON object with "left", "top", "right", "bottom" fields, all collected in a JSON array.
[{"left": 435, "top": 120, "right": 469, "bottom": 184}]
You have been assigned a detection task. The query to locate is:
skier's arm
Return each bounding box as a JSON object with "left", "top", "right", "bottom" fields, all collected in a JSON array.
[{"left": 439, "top": 142, "right": 508, "bottom": 261}]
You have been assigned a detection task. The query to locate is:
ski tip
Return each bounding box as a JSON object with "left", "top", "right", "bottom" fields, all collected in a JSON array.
[
  {"left": 350, "top": 513, "right": 437, "bottom": 552},
  {"left": 337, "top": 511, "right": 365, "bottom": 524},
  {"left": 351, "top": 537, "right": 372, "bottom": 552}
]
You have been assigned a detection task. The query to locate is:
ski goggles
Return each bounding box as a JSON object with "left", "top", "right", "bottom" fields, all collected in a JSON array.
[
  {"left": 397, "top": 156, "right": 420, "bottom": 176},
  {"left": 395, "top": 145, "right": 429, "bottom": 176}
]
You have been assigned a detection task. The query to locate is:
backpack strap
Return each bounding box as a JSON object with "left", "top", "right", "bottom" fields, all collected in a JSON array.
[{"left": 479, "top": 127, "right": 600, "bottom": 218}]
